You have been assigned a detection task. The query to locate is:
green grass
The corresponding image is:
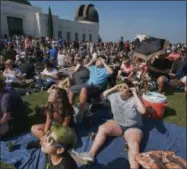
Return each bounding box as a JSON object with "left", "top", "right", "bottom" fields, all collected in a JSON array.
[
  {"left": 0, "top": 161, "right": 14, "bottom": 169},
  {"left": 0, "top": 87, "right": 186, "bottom": 169},
  {"left": 163, "top": 89, "right": 186, "bottom": 126}
]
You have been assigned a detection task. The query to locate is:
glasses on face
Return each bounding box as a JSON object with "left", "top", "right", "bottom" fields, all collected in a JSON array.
[{"left": 44, "top": 131, "right": 63, "bottom": 149}]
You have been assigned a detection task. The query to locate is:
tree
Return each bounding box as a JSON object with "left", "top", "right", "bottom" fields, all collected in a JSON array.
[
  {"left": 47, "top": 6, "right": 53, "bottom": 39},
  {"left": 98, "top": 34, "right": 102, "bottom": 42},
  {"left": 9, "top": 0, "right": 31, "bottom": 6}
]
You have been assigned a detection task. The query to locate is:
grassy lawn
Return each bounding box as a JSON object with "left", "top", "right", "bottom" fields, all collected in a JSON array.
[
  {"left": 21, "top": 88, "right": 186, "bottom": 126},
  {"left": 0, "top": 88, "right": 186, "bottom": 169}
]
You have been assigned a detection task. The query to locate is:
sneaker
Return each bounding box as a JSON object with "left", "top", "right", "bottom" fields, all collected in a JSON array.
[
  {"left": 70, "top": 151, "right": 94, "bottom": 165},
  {"left": 73, "top": 105, "right": 90, "bottom": 124}
]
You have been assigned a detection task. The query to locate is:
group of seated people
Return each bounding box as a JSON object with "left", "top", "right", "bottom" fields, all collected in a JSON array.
[
  {"left": 0, "top": 36, "right": 187, "bottom": 169},
  {"left": 29, "top": 80, "right": 146, "bottom": 169},
  {"left": 0, "top": 55, "right": 147, "bottom": 168}
]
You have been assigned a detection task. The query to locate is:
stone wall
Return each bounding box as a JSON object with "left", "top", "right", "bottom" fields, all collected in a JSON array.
[{"left": 1, "top": 1, "right": 41, "bottom": 36}]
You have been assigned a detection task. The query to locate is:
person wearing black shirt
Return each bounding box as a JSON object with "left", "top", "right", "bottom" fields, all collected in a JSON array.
[
  {"left": 148, "top": 55, "right": 173, "bottom": 93},
  {"left": 41, "top": 124, "right": 78, "bottom": 169},
  {"left": 19, "top": 58, "right": 35, "bottom": 79},
  {"left": 0, "top": 79, "right": 27, "bottom": 136}
]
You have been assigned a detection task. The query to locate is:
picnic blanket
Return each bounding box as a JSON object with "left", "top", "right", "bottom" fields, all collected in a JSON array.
[{"left": 1, "top": 107, "right": 186, "bottom": 169}]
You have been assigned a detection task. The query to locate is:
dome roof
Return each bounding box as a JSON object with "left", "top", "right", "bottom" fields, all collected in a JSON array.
[
  {"left": 75, "top": 4, "right": 99, "bottom": 23},
  {"left": 9, "top": 0, "right": 31, "bottom": 6}
]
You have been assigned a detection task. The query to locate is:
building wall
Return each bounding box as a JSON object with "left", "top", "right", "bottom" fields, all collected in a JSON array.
[
  {"left": 1, "top": 1, "right": 99, "bottom": 42},
  {"left": 1, "top": 1, "right": 41, "bottom": 36},
  {"left": 37, "top": 13, "right": 99, "bottom": 42}
]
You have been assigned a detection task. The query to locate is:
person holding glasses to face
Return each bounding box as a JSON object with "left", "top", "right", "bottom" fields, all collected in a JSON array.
[
  {"left": 41, "top": 124, "right": 78, "bottom": 169},
  {"left": 72, "top": 81, "right": 146, "bottom": 169}
]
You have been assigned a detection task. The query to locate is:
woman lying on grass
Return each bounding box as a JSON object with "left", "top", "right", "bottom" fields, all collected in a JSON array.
[
  {"left": 28, "top": 87, "right": 74, "bottom": 148},
  {"left": 41, "top": 124, "right": 78, "bottom": 169}
]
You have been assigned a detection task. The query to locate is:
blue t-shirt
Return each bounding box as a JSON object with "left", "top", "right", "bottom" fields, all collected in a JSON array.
[
  {"left": 88, "top": 66, "right": 108, "bottom": 86},
  {"left": 57, "top": 39, "right": 63, "bottom": 46},
  {"left": 49, "top": 48, "right": 57, "bottom": 60}
]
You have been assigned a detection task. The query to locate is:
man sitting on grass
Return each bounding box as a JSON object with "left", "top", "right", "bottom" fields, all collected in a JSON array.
[
  {"left": 0, "top": 79, "right": 27, "bottom": 136},
  {"left": 40, "top": 124, "right": 78, "bottom": 169},
  {"left": 74, "top": 56, "right": 113, "bottom": 123}
]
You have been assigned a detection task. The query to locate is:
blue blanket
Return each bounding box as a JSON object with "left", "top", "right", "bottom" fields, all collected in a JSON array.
[{"left": 1, "top": 111, "right": 186, "bottom": 169}]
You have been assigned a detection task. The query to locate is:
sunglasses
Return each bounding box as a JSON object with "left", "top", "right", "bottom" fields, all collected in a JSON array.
[{"left": 44, "top": 131, "right": 63, "bottom": 149}]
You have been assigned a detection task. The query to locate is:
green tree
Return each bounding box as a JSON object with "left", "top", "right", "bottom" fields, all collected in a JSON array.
[
  {"left": 98, "top": 35, "right": 102, "bottom": 42},
  {"left": 8, "top": 0, "right": 31, "bottom": 6},
  {"left": 47, "top": 6, "right": 53, "bottom": 39}
]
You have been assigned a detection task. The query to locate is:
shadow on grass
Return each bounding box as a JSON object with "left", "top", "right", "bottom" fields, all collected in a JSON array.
[
  {"left": 165, "top": 86, "right": 184, "bottom": 95},
  {"left": 0, "top": 161, "right": 14, "bottom": 169},
  {"left": 141, "top": 117, "right": 167, "bottom": 152},
  {"left": 163, "top": 107, "right": 177, "bottom": 118},
  {"left": 24, "top": 101, "right": 33, "bottom": 115}
]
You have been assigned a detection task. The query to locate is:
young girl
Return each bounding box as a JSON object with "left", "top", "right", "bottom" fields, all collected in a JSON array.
[{"left": 31, "top": 87, "right": 74, "bottom": 139}]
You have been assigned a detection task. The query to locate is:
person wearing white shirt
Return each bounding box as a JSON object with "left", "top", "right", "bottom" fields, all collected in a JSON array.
[
  {"left": 36, "top": 60, "right": 59, "bottom": 89},
  {"left": 57, "top": 50, "right": 67, "bottom": 67},
  {"left": 92, "top": 51, "right": 97, "bottom": 61},
  {"left": 41, "top": 61, "right": 58, "bottom": 83},
  {"left": 3, "top": 59, "right": 23, "bottom": 85}
]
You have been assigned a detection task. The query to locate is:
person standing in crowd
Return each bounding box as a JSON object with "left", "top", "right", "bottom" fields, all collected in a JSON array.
[
  {"left": 48, "top": 44, "right": 58, "bottom": 64},
  {"left": 25, "top": 36, "right": 32, "bottom": 58},
  {"left": 124, "top": 40, "right": 130, "bottom": 53},
  {"left": 119, "top": 36, "right": 124, "bottom": 51}
]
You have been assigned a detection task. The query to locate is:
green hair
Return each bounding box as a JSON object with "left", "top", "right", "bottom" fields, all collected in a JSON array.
[{"left": 51, "top": 124, "right": 77, "bottom": 149}]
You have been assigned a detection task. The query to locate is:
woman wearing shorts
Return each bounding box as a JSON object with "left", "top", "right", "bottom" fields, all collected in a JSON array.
[{"left": 72, "top": 81, "right": 146, "bottom": 169}]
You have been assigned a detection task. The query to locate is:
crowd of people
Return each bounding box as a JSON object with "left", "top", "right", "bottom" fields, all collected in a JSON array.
[{"left": 0, "top": 34, "right": 186, "bottom": 169}]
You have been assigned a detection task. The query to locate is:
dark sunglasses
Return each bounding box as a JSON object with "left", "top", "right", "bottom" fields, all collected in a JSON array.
[{"left": 45, "top": 131, "right": 71, "bottom": 150}]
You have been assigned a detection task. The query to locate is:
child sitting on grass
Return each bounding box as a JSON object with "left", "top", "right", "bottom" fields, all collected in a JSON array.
[
  {"left": 27, "top": 87, "right": 74, "bottom": 149},
  {"left": 41, "top": 124, "right": 78, "bottom": 169}
]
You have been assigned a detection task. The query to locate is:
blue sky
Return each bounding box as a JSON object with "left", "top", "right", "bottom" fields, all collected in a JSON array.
[{"left": 30, "top": 1, "right": 186, "bottom": 43}]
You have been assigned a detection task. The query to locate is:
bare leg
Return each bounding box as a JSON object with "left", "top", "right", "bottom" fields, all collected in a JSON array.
[
  {"left": 79, "top": 88, "right": 87, "bottom": 112},
  {"left": 31, "top": 124, "right": 45, "bottom": 139},
  {"left": 157, "top": 76, "right": 166, "bottom": 93},
  {"left": 0, "top": 123, "right": 9, "bottom": 136},
  {"left": 89, "top": 120, "right": 123, "bottom": 158},
  {"left": 124, "top": 128, "right": 143, "bottom": 169},
  {"left": 117, "top": 70, "right": 122, "bottom": 79},
  {"left": 68, "top": 89, "right": 74, "bottom": 105}
]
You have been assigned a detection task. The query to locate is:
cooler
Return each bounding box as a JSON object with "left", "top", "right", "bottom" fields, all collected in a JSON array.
[{"left": 142, "top": 92, "right": 168, "bottom": 120}]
